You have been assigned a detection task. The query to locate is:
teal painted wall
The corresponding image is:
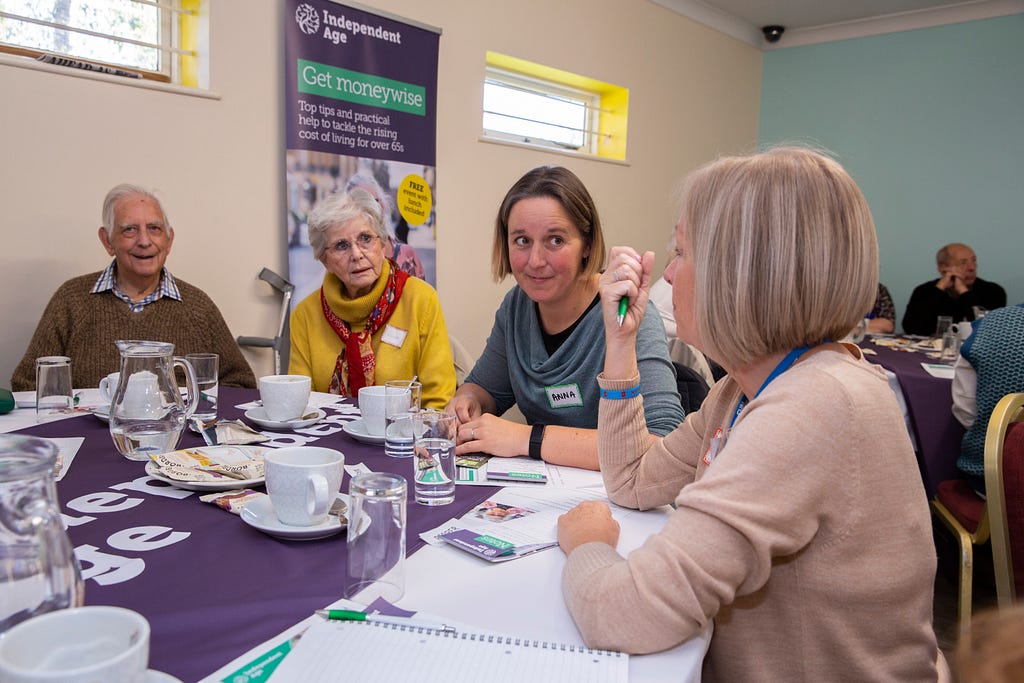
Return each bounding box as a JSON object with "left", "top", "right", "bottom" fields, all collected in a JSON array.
[{"left": 759, "top": 15, "right": 1023, "bottom": 331}]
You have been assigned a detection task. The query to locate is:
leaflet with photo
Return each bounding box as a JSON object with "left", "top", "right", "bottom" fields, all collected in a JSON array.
[{"left": 424, "top": 487, "right": 611, "bottom": 562}]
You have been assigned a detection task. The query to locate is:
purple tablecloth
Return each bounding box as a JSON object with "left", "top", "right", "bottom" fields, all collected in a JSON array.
[
  {"left": 15, "top": 387, "right": 498, "bottom": 682},
  {"left": 863, "top": 339, "right": 965, "bottom": 497}
]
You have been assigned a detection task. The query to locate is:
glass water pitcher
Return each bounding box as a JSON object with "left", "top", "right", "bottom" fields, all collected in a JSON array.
[
  {"left": 109, "top": 340, "right": 198, "bottom": 461},
  {"left": 0, "top": 435, "right": 83, "bottom": 633}
]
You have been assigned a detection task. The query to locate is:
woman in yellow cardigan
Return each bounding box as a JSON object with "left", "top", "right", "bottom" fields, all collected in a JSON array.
[{"left": 288, "top": 187, "right": 455, "bottom": 409}]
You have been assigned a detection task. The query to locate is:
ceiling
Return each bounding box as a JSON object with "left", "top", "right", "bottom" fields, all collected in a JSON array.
[{"left": 650, "top": 0, "right": 1023, "bottom": 48}]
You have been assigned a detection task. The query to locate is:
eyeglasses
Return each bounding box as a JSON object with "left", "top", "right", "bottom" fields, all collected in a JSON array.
[{"left": 328, "top": 232, "right": 380, "bottom": 256}]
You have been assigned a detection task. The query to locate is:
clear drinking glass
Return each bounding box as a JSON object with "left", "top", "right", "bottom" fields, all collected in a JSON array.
[
  {"left": 940, "top": 331, "right": 961, "bottom": 365},
  {"left": 345, "top": 473, "right": 407, "bottom": 604},
  {"left": 413, "top": 411, "right": 456, "bottom": 506},
  {"left": 185, "top": 353, "right": 219, "bottom": 421},
  {"left": 934, "top": 316, "right": 953, "bottom": 339},
  {"left": 35, "top": 357, "right": 73, "bottom": 423},
  {"left": 384, "top": 380, "right": 421, "bottom": 458},
  {"left": 0, "top": 436, "right": 83, "bottom": 633}
]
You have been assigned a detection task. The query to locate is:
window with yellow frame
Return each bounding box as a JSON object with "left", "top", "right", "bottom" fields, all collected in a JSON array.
[
  {"left": 483, "top": 52, "right": 628, "bottom": 162},
  {"left": 0, "top": 0, "right": 204, "bottom": 88}
]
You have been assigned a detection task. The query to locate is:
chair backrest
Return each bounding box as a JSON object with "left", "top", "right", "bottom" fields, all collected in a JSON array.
[
  {"left": 673, "top": 362, "right": 710, "bottom": 415},
  {"left": 983, "top": 392, "right": 1024, "bottom": 607},
  {"left": 449, "top": 334, "right": 475, "bottom": 387}
]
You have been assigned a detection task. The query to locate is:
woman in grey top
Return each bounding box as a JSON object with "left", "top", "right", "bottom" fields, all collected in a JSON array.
[{"left": 447, "top": 166, "right": 683, "bottom": 470}]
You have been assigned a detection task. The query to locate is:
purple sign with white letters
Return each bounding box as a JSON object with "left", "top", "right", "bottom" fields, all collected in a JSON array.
[{"left": 285, "top": 0, "right": 438, "bottom": 164}]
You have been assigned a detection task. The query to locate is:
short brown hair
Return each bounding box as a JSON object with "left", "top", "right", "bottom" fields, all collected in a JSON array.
[
  {"left": 679, "top": 146, "right": 878, "bottom": 368},
  {"left": 490, "top": 166, "right": 606, "bottom": 282}
]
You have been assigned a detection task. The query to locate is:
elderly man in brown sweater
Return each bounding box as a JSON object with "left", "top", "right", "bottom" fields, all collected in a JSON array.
[{"left": 11, "top": 183, "right": 255, "bottom": 391}]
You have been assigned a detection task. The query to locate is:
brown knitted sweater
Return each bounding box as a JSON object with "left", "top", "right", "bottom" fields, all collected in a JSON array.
[{"left": 11, "top": 272, "right": 256, "bottom": 391}]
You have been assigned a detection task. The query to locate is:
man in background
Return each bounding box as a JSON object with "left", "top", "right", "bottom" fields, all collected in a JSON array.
[
  {"left": 902, "top": 242, "right": 1006, "bottom": 335},
  {"left": 11, "top": 183, "right": 255, "bottom": 390}
]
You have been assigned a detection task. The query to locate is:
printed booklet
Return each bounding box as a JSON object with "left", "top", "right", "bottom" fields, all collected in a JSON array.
[{"left": 422, "top": 488, "right": 610, "bottom": 562}]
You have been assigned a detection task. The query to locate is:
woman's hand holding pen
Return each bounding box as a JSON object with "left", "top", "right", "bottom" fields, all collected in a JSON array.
[
  {"left": 601, "top": 247, "right": 655, "bottom": 379},
  {"left": 601, "top": 246, "right": 654, "bottom": 334}
]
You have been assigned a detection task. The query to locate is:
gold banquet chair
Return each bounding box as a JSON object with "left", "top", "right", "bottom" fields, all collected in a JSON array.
[
  {"left": 983, "top": 393, "right": 1024, "bottom": 608},
  {"left": 931, "top": 392, "right": 1024, "bottom": 633}
]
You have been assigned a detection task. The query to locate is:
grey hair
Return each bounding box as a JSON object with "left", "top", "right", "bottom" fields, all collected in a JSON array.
[
  {"left": 101, "top": 183, "right": 170, "bottom": 236},
  {"left": 344, "top": 173, "right": 396, "bottom": 239},
  {"left": 307, "top": 188, "right": 387, "bottom": 261}
]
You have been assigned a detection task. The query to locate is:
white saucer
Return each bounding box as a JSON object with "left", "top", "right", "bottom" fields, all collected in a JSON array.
[
  {"left": 91, "top": 404, "right": 111, "bottom": 422},
  {"left": 147, "top": 670, "right": 182, "bottom": 683},
  {"left": 244, "top": 406, "right": 325, "bottom": 430},
  {"left": 342, "top": 418, "right": 385, "bottom": 445},
  {"left": 144, "top": 461, "right": 265, "bottom": 492},
  {"left": 241, "top": 494, "right": 349, "bottom": 541}
]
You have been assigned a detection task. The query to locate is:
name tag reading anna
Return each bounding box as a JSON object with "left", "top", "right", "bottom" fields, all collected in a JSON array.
[
  {"left": 381, "top": 325, "right": 408, "bottom": 348},
  {"left": 545, "top": 383, "right": 583, "bottom": 409}
]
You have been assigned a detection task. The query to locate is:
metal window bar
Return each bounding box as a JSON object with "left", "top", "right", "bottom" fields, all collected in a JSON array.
[
  {"left": 0, "top": 9, "right": 195, "bottom": 57},
  {"left": 485, "top": 78, "right": 615, "bottom": 115},
  {"left": 483, "top": 109, "right": 613, "bottom": 140}
]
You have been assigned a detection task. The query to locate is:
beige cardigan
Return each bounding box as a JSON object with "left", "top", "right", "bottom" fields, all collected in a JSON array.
[{"left": 563, "top": 347, "right": 943, "bottom": 681}]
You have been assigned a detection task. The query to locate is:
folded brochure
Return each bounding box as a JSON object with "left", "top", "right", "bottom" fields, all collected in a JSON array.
[{"left": 428, "top": 488, "right": 608, "bottom": 562}]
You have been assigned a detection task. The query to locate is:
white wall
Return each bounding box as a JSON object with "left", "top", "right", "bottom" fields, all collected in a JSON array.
[{"left": 0, "top": 0, "right": 760, "bottom": 386}]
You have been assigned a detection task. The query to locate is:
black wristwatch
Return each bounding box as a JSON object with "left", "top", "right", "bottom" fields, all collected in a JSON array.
[{"left": 529, "top": 423, "right": 546, "bottom": 460}]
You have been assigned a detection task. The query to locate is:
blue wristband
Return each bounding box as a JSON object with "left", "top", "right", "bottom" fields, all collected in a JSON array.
[{"left": 600, "top": 385, "right": 641, "bottom": 400}]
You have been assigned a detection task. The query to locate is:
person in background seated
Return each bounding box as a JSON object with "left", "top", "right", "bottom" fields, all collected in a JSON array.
[
  {"left": 288, "top": 188, "right": 454, "bottom": 409},
  {"left": 867, "top": 282, "right": 896, "bottom": 333},
  {"left": 446, "top": 166, "right": 683, "bottom": 471},
  {"left": 902, "top": 243, "right": 1006, "bottom": 335},
  {"left": 951, "top": 303, "right": 1024, "bottom": 493},
  {"left": 11, "top": 183, "right": 255, "bottom": 391},
  {"left": 557, "top": 147, "right": 944, "bottom": 680},
  {"left": 647, "top": 234, "right": 716, "bottom": 387}
]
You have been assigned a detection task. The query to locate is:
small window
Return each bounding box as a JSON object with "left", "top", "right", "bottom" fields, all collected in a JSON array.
[
  {"left": 0, "top": 0, "right": 202, "bottom": 86},
  {"left": 485, "top": 70, "right": 597, "bottom": 152},
  {"left": 483, "top": 52, "right": 629, "bottom": 161}
]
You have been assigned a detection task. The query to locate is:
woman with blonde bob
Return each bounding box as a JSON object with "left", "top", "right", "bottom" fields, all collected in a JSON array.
[{"left": 557, "top": 147, "right": 947, "bottom": 680}]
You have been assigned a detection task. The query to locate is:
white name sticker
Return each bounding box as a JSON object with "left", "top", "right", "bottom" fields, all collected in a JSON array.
[
  {"left": 381, "top": 325, "right": 408, "bottom": 348},
  {"left": 545, "top": 383, "right": 583, "bottom": 409}
]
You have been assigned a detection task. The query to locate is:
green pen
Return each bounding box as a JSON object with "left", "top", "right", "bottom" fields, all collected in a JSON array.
[
  {"left": 315, "top": 609, "right": 456, "bottom": 633},
  {"left": 617, "top": 297, "right": 628, "bottom": 327}
]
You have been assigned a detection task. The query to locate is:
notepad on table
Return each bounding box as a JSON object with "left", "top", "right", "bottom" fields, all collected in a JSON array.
[{"left": 267, "top": 619, "right": 627, "bottom": 682}]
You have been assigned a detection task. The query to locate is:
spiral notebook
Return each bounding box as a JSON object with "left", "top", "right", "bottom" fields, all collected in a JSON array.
[{"left": 268, "top": 619, "right": 628, "bottom": 682}]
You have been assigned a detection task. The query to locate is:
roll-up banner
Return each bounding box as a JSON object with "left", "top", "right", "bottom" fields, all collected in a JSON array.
[{"left": 284, "top": 0, "right": 441, "bottom": 307}]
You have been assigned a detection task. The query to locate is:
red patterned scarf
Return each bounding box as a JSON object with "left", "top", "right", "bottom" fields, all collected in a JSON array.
[{"left": 321, "top": 260, "right": 409, "bottom": 396}]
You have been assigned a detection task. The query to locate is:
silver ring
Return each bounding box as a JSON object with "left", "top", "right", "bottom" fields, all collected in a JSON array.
[
  {"left": 612, "top": 270, "right": 620, "bottom": 282},
  {"left": 470, "top": 427, "right": 476, "bottom": 440}
]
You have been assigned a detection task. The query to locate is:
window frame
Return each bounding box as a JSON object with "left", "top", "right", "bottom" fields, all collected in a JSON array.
[
  {"left": 483, "top": 67, "right": 601, "bottom": 155},
  {"left": 0, "top": 0, "right": 200, "bottom": 86},
  {"left": 481, "top": 52, "right": 629, "bottom": 163}
]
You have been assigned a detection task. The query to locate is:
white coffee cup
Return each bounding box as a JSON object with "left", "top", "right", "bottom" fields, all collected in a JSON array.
[
  {"left": 265, "top": 446, "right": 344, "bottom": 526},
  {"left": 100, "top": 371, "right": 163, "bottom": 418},
  {"left": 98, "top": 372, "right": 120, "bottom": 403},
  {"left": 0, "top": 606, "right": 149, "bottom": 682},
  {"left": 951, "top": 321, "right": 973, "bottom": 342},
  {"left": 259, "top": 374, "right": 311, "bottom": 422},
  {"left": 357, "top": 385, "right": 390, "bottom": 436}
]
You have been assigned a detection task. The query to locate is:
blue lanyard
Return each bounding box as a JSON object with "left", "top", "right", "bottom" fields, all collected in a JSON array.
[{"left": 728, "top": 345, "right": 810, "bottom": 429}]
